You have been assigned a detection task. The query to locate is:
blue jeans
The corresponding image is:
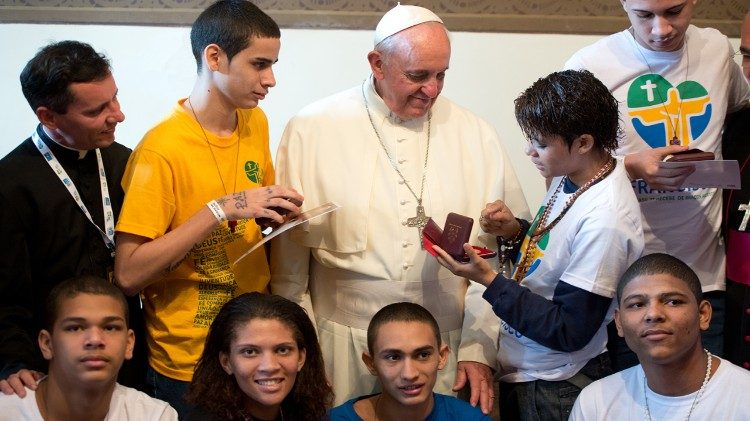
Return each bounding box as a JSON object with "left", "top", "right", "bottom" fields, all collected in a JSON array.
[
  {"left": 498, "top": 352, "right": 612, "bottom": 421},
  {"left": 146, "top": 366, "right": 192, "bottom": 419}
]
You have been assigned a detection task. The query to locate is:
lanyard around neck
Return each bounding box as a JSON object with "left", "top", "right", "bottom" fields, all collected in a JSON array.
[{"left": 32, "top": 130, "right": 115, "bottom": 256}]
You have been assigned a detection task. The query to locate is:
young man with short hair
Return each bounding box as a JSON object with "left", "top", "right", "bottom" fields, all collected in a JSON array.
[
  {"left": 565, "top": 0, "right": 750, "bottom": 364},
  {"left": 0, "top": 275, "right": 176, "bottom": 420},
  {"left": 329, "top": 302, "right": 489, "bottom": 420},
  {"left": 570, "top": 253, "right": 750, "bottom": 420},
  {"left": 114, "top": 0, "right": 302, "bottom": 415}
]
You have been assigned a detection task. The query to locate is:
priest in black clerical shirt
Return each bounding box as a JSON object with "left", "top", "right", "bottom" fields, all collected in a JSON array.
[{"left": 0, "top": 40, "right": 146, "bottom": 396}]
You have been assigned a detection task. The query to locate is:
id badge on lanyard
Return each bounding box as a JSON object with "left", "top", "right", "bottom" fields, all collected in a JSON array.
[{"left": 32, "top": 130, "right": 116, "bottom": 257}]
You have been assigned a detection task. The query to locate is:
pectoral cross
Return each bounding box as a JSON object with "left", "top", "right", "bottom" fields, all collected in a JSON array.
[
  {"left": 406, "top": 204, "right": 429, "bottom": 249},
  {"left": 739, "top": 202, "right": 750, "bottom": 232}
]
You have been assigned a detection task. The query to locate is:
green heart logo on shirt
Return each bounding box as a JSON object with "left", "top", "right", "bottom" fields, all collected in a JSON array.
[{"left": 626, "top": 74, "right": 711, "bottom": 148}]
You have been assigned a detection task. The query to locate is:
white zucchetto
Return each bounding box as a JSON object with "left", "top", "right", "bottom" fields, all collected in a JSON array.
[{"left": 374, "top": 3, "right": 443, "bottom": 46}]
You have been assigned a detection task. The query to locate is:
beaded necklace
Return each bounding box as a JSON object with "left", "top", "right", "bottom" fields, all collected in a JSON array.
[{"left": 513, "top": 158, "right": 616, "bottom": 281}]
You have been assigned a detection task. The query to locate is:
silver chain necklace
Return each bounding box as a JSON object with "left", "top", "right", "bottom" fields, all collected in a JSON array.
[
  {"left": 643, "top": 348, "right": 712, "bottom": 421},
  {"left": 187, "top": 96, "right": 241, "bottom": 233},
  {"left": 361, "top": 81, "right": 432, "bottom": 246}
]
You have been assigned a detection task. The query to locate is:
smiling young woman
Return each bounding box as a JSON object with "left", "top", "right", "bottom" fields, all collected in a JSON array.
[{"left": 184, "top": 293, "right": 332, "bottom": 420}]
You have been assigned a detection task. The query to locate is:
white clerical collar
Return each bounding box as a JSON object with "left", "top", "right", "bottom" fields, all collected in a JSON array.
[
  {"left": 365, "top": 74, "right": 427, "bottom": 126},
  {"left": 41, "top": 125, "right": 89, "bottom": 159}
]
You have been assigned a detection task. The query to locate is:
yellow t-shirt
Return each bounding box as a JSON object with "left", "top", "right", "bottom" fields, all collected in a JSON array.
[{"left": 116, "top": 99, "right": 275, "bottom": 381}]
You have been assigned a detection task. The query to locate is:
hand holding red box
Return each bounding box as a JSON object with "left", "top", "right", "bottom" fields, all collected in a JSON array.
[{"left": 423, "top": 213, "right": 496, "bottom": 262}]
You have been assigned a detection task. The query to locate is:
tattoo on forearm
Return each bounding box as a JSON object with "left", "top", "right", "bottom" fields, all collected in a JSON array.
[
  {"left": 233, "top": 192, "right": 248, "bottom": 210},
  {"left": 216, "top": 197, "right": 229, "bottom": 206},
  {"left": 166, "top": 252, "right": 190, "bottom": 272}
]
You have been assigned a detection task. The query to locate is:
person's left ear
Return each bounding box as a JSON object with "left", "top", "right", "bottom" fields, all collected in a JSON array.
[
  {"left": 698, "top": 299, "right": 712, "bottom": 331},
  {"left": 36, "top": 107, "right": 58, "bottom": 131},
  {"left": 203, "top": 44, "right": 224, "bottom": 73},
  {"left": 38, "top": 329, "right": 54, "bottom": 361},
  {"left": 124, "top": 329, "right": 135, "bottom": 361},
  {"left": 437, "top": 344, "right": 450, "bottom": 370},
  {"left": 575, "top": 134, "right": 596, "bottom": 155}
]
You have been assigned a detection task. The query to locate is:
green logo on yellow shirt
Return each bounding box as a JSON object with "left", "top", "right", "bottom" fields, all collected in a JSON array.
[{"left": 245, "top": 161, "right": 263, "bottom": 184}]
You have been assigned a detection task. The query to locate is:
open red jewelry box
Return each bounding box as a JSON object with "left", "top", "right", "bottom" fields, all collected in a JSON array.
[{"left": 422, "top": 212, "right": 497, "bottom": 263}]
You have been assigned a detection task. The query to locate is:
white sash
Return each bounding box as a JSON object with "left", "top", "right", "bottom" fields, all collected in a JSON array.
[{"left": 32, "top": 130, "right": 115, "bottom": 256}]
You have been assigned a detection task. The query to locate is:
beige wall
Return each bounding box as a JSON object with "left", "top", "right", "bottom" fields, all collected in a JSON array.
[{"left": 0, "top": 23, "right": 742, "bottom": 210}]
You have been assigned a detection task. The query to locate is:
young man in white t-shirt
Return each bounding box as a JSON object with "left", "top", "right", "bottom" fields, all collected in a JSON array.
[
  {"left": 0, "top": 276, "right": 176, "bottom": 420},
  {"left": 570, "top": 253, "right": 750, "bottom": 420},
  {"left": 565, "top": 0, "right": 750, "bottom": 366}
]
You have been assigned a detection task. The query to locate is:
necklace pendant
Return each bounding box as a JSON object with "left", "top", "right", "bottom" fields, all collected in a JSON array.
[
  {"left": 228, "top": 220, "right": 237, "bottom": 234},
  {"left": 406, "top": 205, "right": 430, "bottom": 249},
  {"left": 669, "top": 135, "right": 680, "bottom": 146}
]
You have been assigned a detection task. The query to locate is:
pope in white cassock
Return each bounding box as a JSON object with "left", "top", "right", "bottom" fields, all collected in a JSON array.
[{"left": 270, "top": 4, "right": 529, "bottom": 412}]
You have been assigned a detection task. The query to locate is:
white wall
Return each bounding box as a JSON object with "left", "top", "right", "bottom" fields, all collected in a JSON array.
[{"left": 0, "top": 24, "right": 741, "bottom": 208}]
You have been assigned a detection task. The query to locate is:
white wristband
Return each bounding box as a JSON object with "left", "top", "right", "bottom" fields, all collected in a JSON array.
[{"left": 206, "top": 200, "right": 227, "bottom": 223}]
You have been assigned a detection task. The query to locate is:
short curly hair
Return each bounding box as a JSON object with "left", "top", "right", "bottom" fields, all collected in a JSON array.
[
  {"left": 514, "top": 69, "right": 621, "bottom": 153},
  {"left": 616, "top": 253, "right": 703, "bottom": 305},
  {"left": 44, "top": 275, "right": 128, "bottom": 332}
]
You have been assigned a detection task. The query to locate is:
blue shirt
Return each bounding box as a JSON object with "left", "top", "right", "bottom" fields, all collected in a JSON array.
[{"left": 328, "top": 393, "right": 490, "bottom": 420}]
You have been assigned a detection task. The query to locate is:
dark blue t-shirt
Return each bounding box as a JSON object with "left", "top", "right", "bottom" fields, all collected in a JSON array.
[{"left": 328, "top": 393, "right": 490, "bottom": 420}]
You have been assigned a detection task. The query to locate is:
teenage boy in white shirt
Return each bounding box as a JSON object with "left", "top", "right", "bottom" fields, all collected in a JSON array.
[
  {"left": 570, "top": 253, "right": 750, "bottom": 420},
  {"left": 0, "top": 275, "right": 176, "bottom": 420}
]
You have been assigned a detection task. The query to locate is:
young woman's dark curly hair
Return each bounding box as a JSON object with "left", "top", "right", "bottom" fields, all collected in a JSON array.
[{"left": 185, "top": 292, "right": 333, "bottom": 420}]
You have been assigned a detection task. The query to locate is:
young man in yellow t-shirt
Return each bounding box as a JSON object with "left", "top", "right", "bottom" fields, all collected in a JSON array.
[{"left": 113, "top": 0, "right": 303, "bottom": 416}]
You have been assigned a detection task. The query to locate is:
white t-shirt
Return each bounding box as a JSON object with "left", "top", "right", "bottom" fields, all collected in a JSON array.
[
  {"left": 565, "top": 25, "right": 750, "bottom": 293},
  {"left": 498, "top": 163, "right": 644, "bottom": 382},
  {"left": 0, "top": 382, "right": 177, "bottom": 420},
  {"left": 570, "top": 358, "right": 750, "bottom": 420}
]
